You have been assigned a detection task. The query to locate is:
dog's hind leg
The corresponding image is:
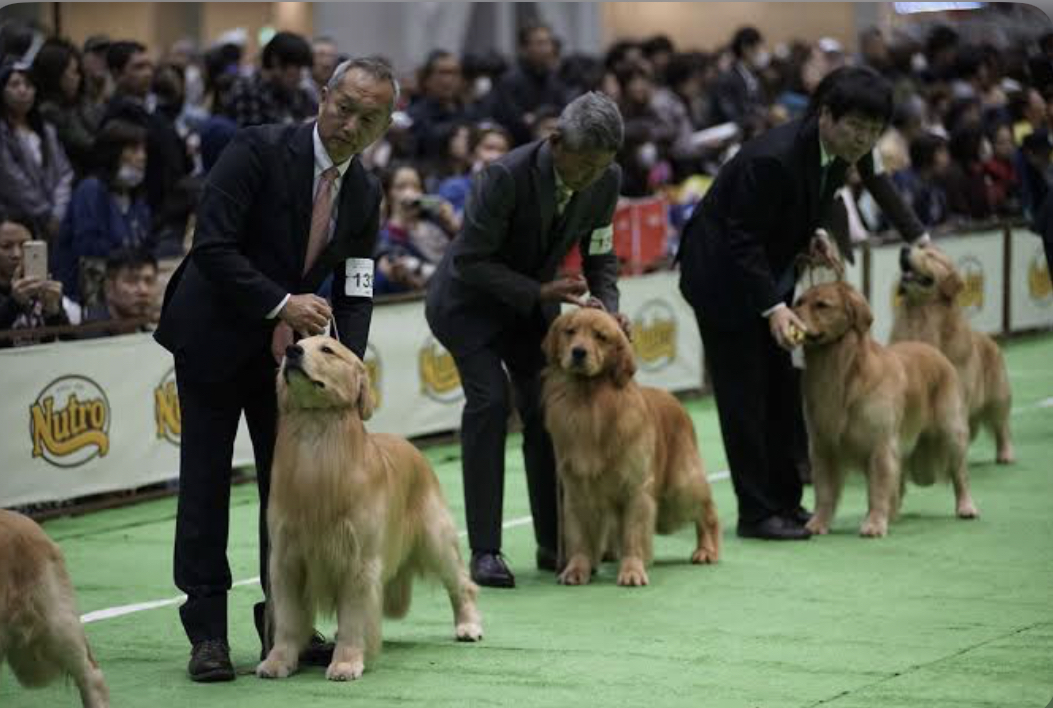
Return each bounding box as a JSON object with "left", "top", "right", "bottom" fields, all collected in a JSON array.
[
  {"left": 948, "top": 430, "right": 978, "bottom": 519},
  {"left": 990, "top": 398, "right": 1014, "bottom": 465},
  {"left": 420, "top": 509, "right": 482, "bottom": 642},
  {"left": 258, "top": 542, "right": 311, "bottom": 679},
  {"left": 382, "top": 565, "right": 414, "bottom": 620}
]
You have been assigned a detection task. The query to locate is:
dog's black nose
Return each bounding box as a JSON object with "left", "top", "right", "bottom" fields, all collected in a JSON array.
[
  {"left": 285, "top": 344, "right": 304, "bottom": 360},
  {"left": 571, "top": 346, "right": 587, "bottom": 362}
]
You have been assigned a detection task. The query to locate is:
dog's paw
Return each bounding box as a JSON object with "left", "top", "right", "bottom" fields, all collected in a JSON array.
[
  {"left": 326, "top": 659, "right": 365, "bottom": 682},
  {"left": 616, "top": 563, "right": 649, "bottom": 587},
  {"left": 996, "top": 445, "right": 1014, "bottom": 465},
  {"left": 956, "top": 500, "right": 979, "bottom": 519},
  {"left": 690, "top": 546, "right": 718, "bottom": 564},
  {"left": 858, "top": 516, "right": 888, "bottom": 538},
  {"left": 456, "top": 622, "right": 483, "bottom": 642},
  {"left": 805, "top": 517, "right": 830, "bottom": 535},
  {"left": 256, "top": 657, "right": 296, "bottom": 679},
  {"left": 557, "top": 565, "right": 592, "bottom": 586}
]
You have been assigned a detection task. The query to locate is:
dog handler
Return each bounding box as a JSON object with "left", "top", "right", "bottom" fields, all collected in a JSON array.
[{"left": 676, "top": 67, "right": 930, "bottom": 541}]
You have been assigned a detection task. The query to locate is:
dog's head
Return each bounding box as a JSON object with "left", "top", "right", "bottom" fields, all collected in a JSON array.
[
  {"left": 277, "top": 335, "right": 374, "bottom": 419},
  {"left": 542, "top": 307, "right": 635, "bottom": 387},
  {"left": 898, "top": 243, "right": 962, "bottom": 303},
  {"left": 793, "top": 281, "right": 873, "bottom": 347}
]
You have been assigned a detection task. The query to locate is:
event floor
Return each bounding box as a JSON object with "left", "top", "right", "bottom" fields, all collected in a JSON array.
[{"left": 4, "top": 334, "right": 1052, "bottom": 708}]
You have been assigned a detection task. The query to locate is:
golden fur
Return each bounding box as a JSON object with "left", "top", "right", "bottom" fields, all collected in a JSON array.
[
  {"left": 891, "top": 243, "right": 1014, "bottom": 463},
  {"left": 794, "top": 282, "right": 978, "bottom": 537},
  {"left": 541, "top": 308, "right": 721, "bottom": 587},
  {"left": 257, "top": 337, "right": 482, "bottom": 682},
  {"left": 0, "top": 510, "right": 109, "bottom": 706}
]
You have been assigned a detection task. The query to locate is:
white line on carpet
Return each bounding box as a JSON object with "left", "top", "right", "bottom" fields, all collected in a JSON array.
[{"left": 81, "top": 470, "right": 731, "bottom": 625}]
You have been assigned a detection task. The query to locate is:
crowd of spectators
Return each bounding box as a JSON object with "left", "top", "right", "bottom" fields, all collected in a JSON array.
[{"left": 2, "top": 12, "right": 1053, "bottom": 347}]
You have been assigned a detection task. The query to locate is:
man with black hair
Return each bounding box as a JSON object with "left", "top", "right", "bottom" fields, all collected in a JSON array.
[
  {"left": 222, "top": 31, "right": 316, "bottom": 127},
  {"left": 486, "top": 23, "right": 567, "bottom": 145},
  {"left": 407, "top": 49, "right": 469, "bottom": 161},
  {"left": 677, "top": 66, "right": 929, "bottom": 541},
  {"left": 103, "top": 40, "right": 191, "bottom": 249},
  {"left": 80, "top": 247, "right": 157, "bottom": 333},
  {"left": 711, "top": 26, "right": 767, "bottom": 129}
]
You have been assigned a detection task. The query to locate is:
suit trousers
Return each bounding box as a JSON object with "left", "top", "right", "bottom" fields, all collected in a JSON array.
[
  {"left": 173, "top": 349, "right": 278, "bottom": 645},
  {"left": 450, "top": 325, "right": 559, "bottom": 555},
  {"left": 695, "top": 312, "right": 807, "bottom": 524}
]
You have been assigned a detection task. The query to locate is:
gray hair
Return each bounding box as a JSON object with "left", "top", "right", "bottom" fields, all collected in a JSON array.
[
  {"left": 328, "top": 56, "right": 401, "bottom": 112},
  {"left": 556, "top": 92, "right": 624, "bottom": 153}
]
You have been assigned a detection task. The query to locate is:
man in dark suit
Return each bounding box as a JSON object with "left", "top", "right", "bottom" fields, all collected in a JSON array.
[
  {"left": 426, "top": 92, "right": 628, "bottom": 588},
  {"left": 710, "top": 26, "right": 767, "bottom": 131},
  {"left": 677, "top": 67, "right": 929, "bottom": 541},
  {"left": 154, "top": 57, "right": 396, "bottom": 682}
]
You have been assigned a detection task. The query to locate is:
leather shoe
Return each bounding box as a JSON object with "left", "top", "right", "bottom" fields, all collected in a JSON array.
[
  {"left": 254, "top": 600, "right": 333, "bottom": 665},
  {"left": 737, "top": 515, "right": 812, "bottom": 541},
  {"left": 470, "top": 551, "right": 515, "bottom": 588},
  {"left": 786, "top": 506, "right": 813, "bottom": 526},
  {"left": 188, "top": 638, "right": 235, "bottom": 682},
  {"left": 536, "top": 546, "right": 559, "bottom": 572}
]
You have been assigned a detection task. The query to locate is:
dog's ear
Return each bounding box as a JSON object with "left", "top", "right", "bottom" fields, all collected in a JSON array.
[
  {"left": 610, "top": 331, "right": 637, "bottom": 387},
  {"left": 356, "top": 363, "right": 375, "bottom": 421},
  {"left": 939, "top": 268, "right": 964, "bottom": 301},
  {"left": 842, "top": 284, "right": 873, "bottom": 335},
  {"left": 542, "top": 316, "right": 564, "bottom": 365}
]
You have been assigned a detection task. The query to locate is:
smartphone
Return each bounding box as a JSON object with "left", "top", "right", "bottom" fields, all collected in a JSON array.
[
  {"left": 410, "top": 194, "right": 446, "bottom": 213},
  {"left": 22, "top": 240, "right": 48, "bottom": 280}
]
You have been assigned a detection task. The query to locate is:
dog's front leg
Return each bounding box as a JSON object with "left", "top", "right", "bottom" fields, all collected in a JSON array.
[
  {"left": 806, "top": 449, "right": 843, "bottom": 535},
  {"left": 329, "top": 561, "right": 382, "bottom": 681},
  {"left": 860, "top": 443, "right": 898, "bottom": 537},
  {"left": 258, "top": 541, "right": 311, "bottom": 679},
  {"left": 557, "top": 481, "right": 597, "bottom": 585},
  {"left": 616, "top": 491, "right": 655, "bottom": 587}
]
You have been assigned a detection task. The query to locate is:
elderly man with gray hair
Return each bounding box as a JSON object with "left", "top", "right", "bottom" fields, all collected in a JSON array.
[{"left": 426, "top": 91, "right": 627, "bottom": 588}]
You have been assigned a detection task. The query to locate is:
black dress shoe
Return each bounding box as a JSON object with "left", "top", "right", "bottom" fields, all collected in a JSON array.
[
  {"left": 188, "top": 639, "right": 235, "bottom": 682},
  {"left": 299, "top": 632, "right": 335, "bottom": 666},
  {"left": 254, "top": 600, "right": 333, "bottom": 665},
  {"left": 786, "top": 506, "right": 813, "bottom": 526},
  {"left": 536, "top": 546, "right": 559, "bottom": 572},
  {"left": 470, "top": 551, "right": 515, "bottom": 588},
  {"left": 736, "top": 515, "right": 812, "bottom": 541}
]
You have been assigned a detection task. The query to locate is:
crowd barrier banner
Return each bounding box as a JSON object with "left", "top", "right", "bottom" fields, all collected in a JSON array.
[
  {"left": 1009, "top": 229, "right": 1053, "bottom": 331},
  {"left": 0, "top": 272, "right": 702, "bottom": 507},
  {"left": 869, "top": 230, "right": 1005, "bottom": 344}
]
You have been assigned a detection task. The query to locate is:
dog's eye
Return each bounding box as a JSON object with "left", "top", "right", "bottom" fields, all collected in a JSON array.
[
  {"left": 594, "top": 331, "right": 608, "bottom": 343},
  {"left": 815, "top": 301, "right": 830, "bottom": 309},
  {"left": 564, "top": 327, "right": 576, "bottom": 336},
  {"left": 321, "top": 345, "right": 335, "bottom": 355}
]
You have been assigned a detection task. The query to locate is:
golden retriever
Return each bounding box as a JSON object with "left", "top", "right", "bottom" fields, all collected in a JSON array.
[
  {"left": 541, "top": 308, "right": 721, "bottom": 587},
  {"left": 0, "top": 510, "right": 109, "bottom": 707},
  {"left": 891, "top": 243, "right": 1014, "bottom": 463},
  {"left": 257, "top": 336, "right": 482, "bottom": 682},
  {"left": 794, "top": 282, "right": 978, "bottom": 537}
]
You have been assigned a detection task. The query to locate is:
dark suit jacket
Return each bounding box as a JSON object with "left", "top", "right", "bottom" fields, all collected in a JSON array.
[
  {"left": 426, "top": 139, "right": 621, "bottom": 356},
  {"left": 155, "top": 122, "right": 381, "bottom": 381},
  {"left": 710, "top": 63, "right": 763, "bottom": 128},
  {"left": 678, "top": 116, "right": 923, "bottom": 330}
]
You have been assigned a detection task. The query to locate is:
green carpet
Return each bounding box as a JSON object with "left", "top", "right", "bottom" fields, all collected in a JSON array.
[{"left": 4, "top": 335, "right": 1052, "bottom": 708}]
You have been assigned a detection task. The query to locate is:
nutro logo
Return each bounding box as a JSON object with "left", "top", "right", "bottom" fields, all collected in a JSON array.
[
  {"left": 632, "top": 300, "right": 677, "bottom": 372},
  {"left": 418, "top": 336, "right": 463, "bottom": 403},
  {"left": 1028, "top": 246, "right": 1051, "bottom": 308},
  {"left": 30, "top": 375, "right": 111, "bottom": 467},
  {"left": 154, "top": 368, "right": 180, "bottom": 446}
]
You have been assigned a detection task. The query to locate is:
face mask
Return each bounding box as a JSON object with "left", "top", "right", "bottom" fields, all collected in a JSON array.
[
  {"left": 978, "top": 138, "right": 993, "bottom": 162},
  {"left": 752, "top": 50, "right": 771, "bottom": 70},
  {"left": 637, "top": 142, "right": 658, "bottom": 168},
  {"left": 116, "top": 164, "right": 144, "bottom": 188}
]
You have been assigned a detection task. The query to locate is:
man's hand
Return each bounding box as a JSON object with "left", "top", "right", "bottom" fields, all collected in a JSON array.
[
  {"left": 539, "top": 275, "right": 588, "bottom": 306},
  {"left": 768, "top": 305, "right": 808, "bottom": 352},
  {"left": 279, "top": 294, "right": 332, "bottom": 336}
]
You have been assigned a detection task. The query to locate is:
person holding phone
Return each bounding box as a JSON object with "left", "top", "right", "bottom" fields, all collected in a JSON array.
[
  {"left": 0, "top": 212, "right": 69, "bottom": 340},
  {"left": 425, "top": 92, "right": 629, "bottom": 588},
  {"left": 153, "top": 57, "right": 396, "bottom": 682}
]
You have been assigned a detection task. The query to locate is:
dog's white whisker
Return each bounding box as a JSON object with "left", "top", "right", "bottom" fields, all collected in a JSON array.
[{"left": 80, "top": 471, "right": 733, "bottom": 624}]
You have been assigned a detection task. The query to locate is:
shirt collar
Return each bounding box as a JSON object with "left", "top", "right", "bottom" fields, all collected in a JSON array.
[
  {"left": 313, "top": 123, "right": 353, "bottom": 178},
  {"left": 819, "top": 136, "right": 836, "bottom": 168}
]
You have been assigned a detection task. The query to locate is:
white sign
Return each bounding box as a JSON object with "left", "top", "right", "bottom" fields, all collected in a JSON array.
[
  {"left": 1008, "top": 229, "right": 1053, "bottom": 331},
  {"left": 344, "top": 257, "right": 374, "bottom": 297}
]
